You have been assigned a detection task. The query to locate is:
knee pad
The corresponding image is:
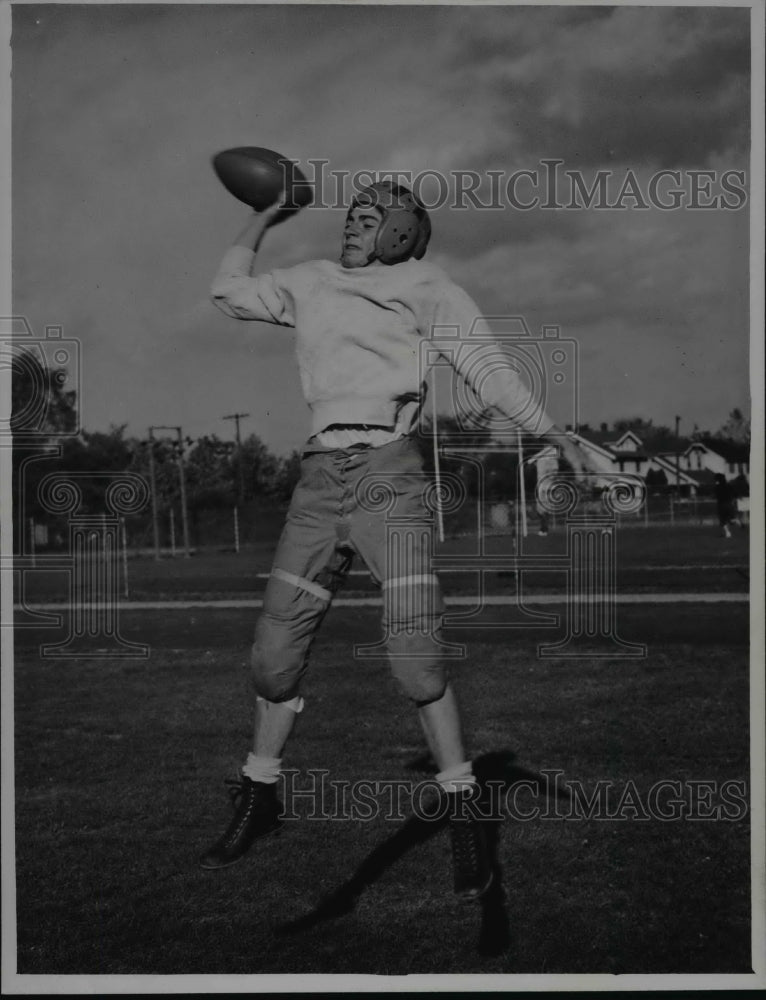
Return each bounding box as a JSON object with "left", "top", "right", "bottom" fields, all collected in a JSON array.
[
  {"left": 250, "top": 616, "right": 306, "bottom": 703},
  {"left": 387, "top": 631, "right": 448, "bottom": 703},
  {"left": 393, "top": 663, "right": 448, "bottom": 704}
]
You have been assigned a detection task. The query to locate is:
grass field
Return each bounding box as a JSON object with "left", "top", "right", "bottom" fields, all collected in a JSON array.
[
  {"left": 15, "top": 523, "right": 750, "bottom": 602},
  {"left": 9, "top": 522, "right": 755, "bottom": 977}
]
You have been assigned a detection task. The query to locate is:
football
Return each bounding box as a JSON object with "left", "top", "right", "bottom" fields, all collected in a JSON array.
[{"left": 211, "top": 146, "right": 313, "bottom": 219}]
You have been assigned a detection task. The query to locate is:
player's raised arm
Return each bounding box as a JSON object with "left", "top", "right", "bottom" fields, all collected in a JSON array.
[
  {"left": 420, "top": 280, "right": 599, "bottom": 481},
  {"left": 210, "top": 197, "right": 295, "bottom": 324},
  {"left": 209, "top": 147, "right": 309, "bottom": 323},
  {"left": 229, "top": 199, "right": 287, "bottom": 254}
]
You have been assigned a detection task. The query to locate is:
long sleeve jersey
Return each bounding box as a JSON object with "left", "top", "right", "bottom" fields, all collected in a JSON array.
[{"left": 211, "top": 246, "right": 554, "bottom": 440}]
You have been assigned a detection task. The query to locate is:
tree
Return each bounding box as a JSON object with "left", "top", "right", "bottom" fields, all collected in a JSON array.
[
  {"left": 271, "top": 450, "right": 302, "bottom": 504},
  {"left": 613, "top": 417, "right": 655, "bottom": 438},
  {"left": 11, "top": 348, "right": 77, "bottom": 437},
  {"left": 56, "top": 426, "right": 139, "bottom": 511},
  {"left": 184, "top": 435, "right": 237, "bottom": 511},
  {"left": 714, "top": 408, "right": 750, "bottom": 444},
  {"left": 12, "top": 351, "right": 79, "bottom": 547},
  {"left": 612, "top": 417, "right": 678, "bottom": 453},
  {"left": 239, "top": 433, "right": 282, "bottom": 502},
  {"left": 58, "top": 426, "right": 135, "bottom": 473}
]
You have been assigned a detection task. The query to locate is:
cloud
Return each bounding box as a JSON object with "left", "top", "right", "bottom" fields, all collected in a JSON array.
[
  {"left": 9, "top": 4, "right": 752, "bottom": 454},
  {"left": 443, "top": 6, "right": 750, "bottom": 168},
  {"left": 449, "top": 191, "right": 747, "bottom": 327},
  {"left": 434, "top": 193, "right": 749, "bottom": 434}
]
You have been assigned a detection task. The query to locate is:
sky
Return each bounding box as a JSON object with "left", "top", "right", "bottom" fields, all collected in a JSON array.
[{"left": 7, "top": 1, "right": 754, "bottom": 456}]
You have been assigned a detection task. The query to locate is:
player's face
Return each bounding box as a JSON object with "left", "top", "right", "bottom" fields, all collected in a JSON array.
[{"left": 341, "top": 206, "right": 383, "bottom": 268}]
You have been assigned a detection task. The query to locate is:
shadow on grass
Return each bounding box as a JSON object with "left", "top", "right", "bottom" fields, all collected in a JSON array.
[{"left": 273, "top": 749, "right": 571, "bottom": 956}]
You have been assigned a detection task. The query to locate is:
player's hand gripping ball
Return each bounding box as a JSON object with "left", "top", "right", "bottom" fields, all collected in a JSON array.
[{"left": 212, "top": 147, "right": 313, "bottom": 223}]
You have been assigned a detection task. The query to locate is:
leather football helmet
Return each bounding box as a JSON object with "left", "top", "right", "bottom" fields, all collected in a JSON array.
[{"left": 350, "top": 181, "right": 431, "bottom": 265}]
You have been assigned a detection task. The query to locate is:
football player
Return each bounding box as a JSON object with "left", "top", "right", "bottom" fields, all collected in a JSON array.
[{"left": 201, "top": 181, "right": 594, "bottom": 899}]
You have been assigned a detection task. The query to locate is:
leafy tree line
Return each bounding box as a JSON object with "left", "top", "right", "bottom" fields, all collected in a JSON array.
[
  {"left": 11, "top": 350, "right": 751, "bottom": 527},
  {"left": 10, "top": 352, "right": 301, "bottom": 532},
  {"left": 587, "top": 411, "right": 751, "bottom": 451},
  {"left": 13, "top": 423, "right": 303, "bottom": 521}
]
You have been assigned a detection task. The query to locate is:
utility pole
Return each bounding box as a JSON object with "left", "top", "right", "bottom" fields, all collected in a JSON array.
[
  {"left": 675, "top": 415, "right": 681, "bottom": 496},
  {"left": 223, "top": 412, "right": 250, "bottom": 503},
  {"left": 147, "top": 427, "right": 161, "bottom": 561},
  {"left": 153, "top": 425, "right": 191, "bottom": 558}
]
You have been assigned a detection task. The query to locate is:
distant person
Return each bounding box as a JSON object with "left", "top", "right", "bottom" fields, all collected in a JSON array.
[
  {"left": 537, "top": 508, "right": 550, "bottom": 537},
  {"left": 714, "top": 473, "right": 739, "bottom": 538}
]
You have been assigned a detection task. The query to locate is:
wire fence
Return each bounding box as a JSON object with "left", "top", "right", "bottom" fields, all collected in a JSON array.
[
  {"left": 19, "top": 492, "right": 749, "bottom": 561},
  {"left": 447, "top": 495, "right": 749, "bottom": 538}
]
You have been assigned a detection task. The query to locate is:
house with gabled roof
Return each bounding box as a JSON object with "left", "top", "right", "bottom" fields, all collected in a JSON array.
[
  {"left": 680, "top": 439, "right": 749, "bottom": 477},
  {"left": 545, "top": 426, "right": 700, "bottom": 493},
  {"left": 657, "top": 439, "right": 749, "bottom": 487},
  {"left": 530, "top": 423, "right": 749, "bottom": 498}
]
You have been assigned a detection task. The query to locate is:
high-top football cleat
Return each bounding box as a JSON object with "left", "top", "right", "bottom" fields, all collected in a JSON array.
[
  {"left": 447, "top": 793, "right": 494, "bottom": 901},
  {"left": 199, "top": 775, "right": 282, "bottom": 870}
]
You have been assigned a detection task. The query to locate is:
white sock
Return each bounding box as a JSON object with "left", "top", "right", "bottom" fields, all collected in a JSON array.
[
  {"left": 242, "top": 753, "right": 282, "bottom": 784},
  {"left": 436, "top": 761, "right": 477, "bottom": 795}
]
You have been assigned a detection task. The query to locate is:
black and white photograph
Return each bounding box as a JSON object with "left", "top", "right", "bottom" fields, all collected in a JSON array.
[{"left": 1, "top": 0, "right": 763, "bottom": 991}]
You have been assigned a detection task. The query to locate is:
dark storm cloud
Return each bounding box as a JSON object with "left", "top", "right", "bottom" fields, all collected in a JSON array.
[{"left": 445, "top": 6, "right": 750, "bottom": 169}]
